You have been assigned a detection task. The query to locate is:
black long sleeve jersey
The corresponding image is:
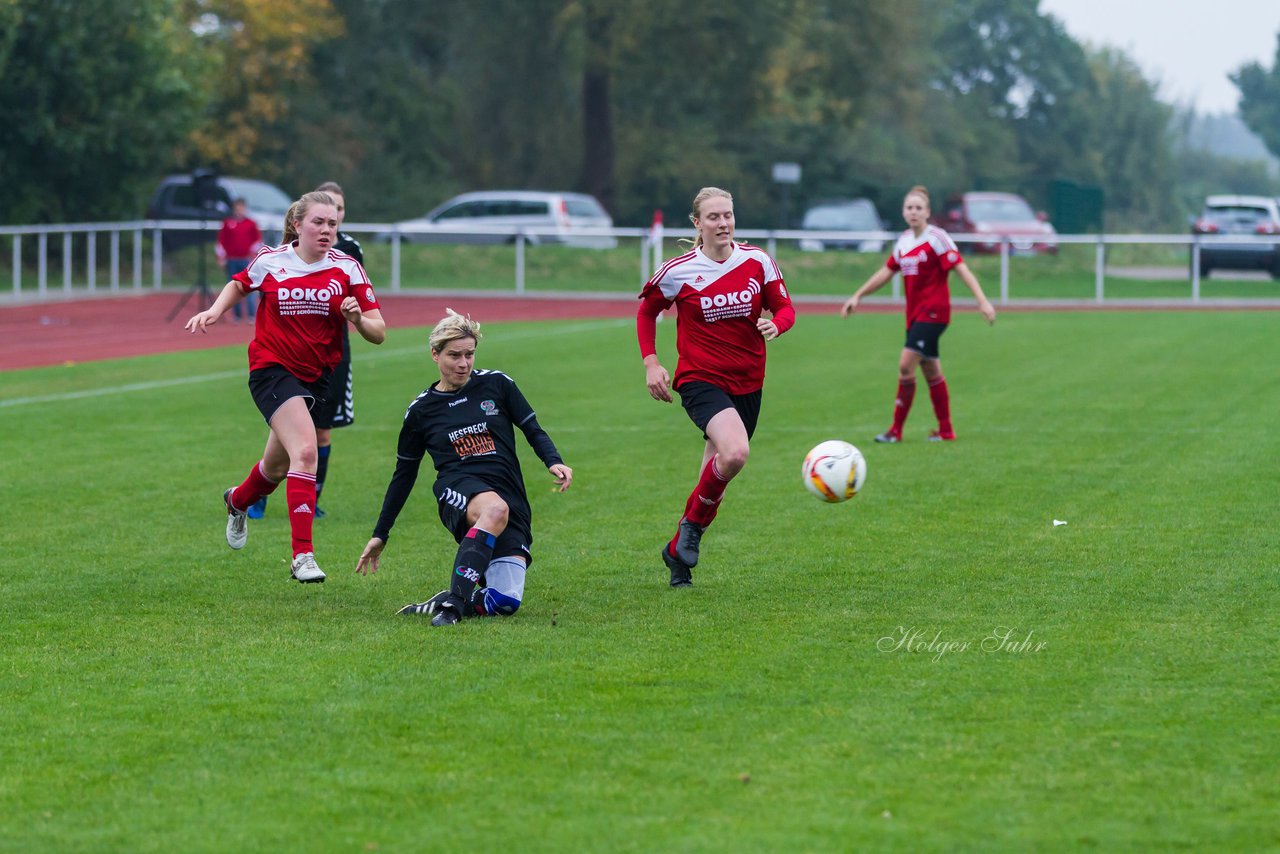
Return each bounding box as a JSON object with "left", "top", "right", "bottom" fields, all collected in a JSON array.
[{"left": 372, "top": 369, "right": 563, "bottom": 543}]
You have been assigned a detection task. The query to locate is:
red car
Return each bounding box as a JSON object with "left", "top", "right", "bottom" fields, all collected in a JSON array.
[{"left": 935, "top": 191, "right": 1058, "bottom": 255}]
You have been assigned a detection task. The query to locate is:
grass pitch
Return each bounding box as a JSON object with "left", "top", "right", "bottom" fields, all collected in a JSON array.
[{"left": 0, "top": 310, "right": 1276, "bottom": 851}]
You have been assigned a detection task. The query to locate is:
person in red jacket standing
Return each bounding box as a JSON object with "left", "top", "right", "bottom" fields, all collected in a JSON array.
[
  {"left": 842, "top": 185, "right": 996, "bottom": 443},
  {"left": 637, "top": 187, "right": 796, "bottom": 587},
  {"left": 216, "top": 198, "right": 263, "bottom": 322}
]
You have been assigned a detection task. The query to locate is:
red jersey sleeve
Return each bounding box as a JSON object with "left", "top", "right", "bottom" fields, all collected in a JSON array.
[
  {"left": 763, "top": 279, "right": 795, "bottom": 336},
  {"left": 636, "top": 287, "right": 670, "bottom": 360}
]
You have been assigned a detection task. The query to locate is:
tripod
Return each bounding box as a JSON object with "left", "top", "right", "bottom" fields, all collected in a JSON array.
[
  {"left": 165, "top": 215, "right": 214, "bottom": 322},
  {"left": 167, "top": 168, "right": 221, "bottom": 322}
]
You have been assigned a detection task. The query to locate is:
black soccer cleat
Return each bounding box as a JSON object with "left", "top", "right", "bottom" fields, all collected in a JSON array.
[
  {"left": 431, "top": 605, "right": 463, "bottom": 626},
  {"left": 673, "top": 519, "right": 703, "bottom": 568},
  {"left": 661, "top": 546, "right": 693, "bottom": 588}
]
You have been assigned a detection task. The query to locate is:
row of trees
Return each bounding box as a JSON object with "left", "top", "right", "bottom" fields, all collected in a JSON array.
[{"left": 3, "top": 0, "right": 1280, "bottom": 230}]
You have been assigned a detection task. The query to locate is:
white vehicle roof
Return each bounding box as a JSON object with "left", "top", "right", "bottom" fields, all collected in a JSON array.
[{"left": 1204, "top": 194, "right": 1278, "bottom": 210}]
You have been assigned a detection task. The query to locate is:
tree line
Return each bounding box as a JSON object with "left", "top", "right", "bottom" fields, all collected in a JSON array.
[{"left": 3, "top": 0, "right": 1279, "bottom": 230}]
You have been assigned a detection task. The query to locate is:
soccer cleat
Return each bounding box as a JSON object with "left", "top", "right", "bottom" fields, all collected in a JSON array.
[
  {"left": 224, "top": 488, "right": 248, "bottom": 549},
  {"left": 313, "top": 505, "right": 326, "bottom": 520},
  {"left": 874, "top": 431, "right": 901, "bottom": 444},
  {"left": 396, "top": 590, "right": 450, "bottom": 616},
  {"left": 430, "top": 603, "right": 463, "bottom": 626},
  {"left": 673, "top": 519, "right": 703, "bottom": 568},
  {"left": 290, "top": 552, "right": 326, "bottom": 583},
  {"left": 246, "top": 497, "right": 267, "bottom": 519},
  {"left": 927, "top": 429, "right": 956, "bottom": 442},
  {"left": 661, "top": 546, "right": 693, "bottom": 588}
]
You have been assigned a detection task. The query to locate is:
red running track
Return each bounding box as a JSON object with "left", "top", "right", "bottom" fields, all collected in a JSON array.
[{"left": 0, "top": 292, "right": 648, "bottom": 371}]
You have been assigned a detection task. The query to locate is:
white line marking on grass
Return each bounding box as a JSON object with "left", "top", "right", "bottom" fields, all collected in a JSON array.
[{"left": 0, "top": 318, "right": 631, "bottom": 410}]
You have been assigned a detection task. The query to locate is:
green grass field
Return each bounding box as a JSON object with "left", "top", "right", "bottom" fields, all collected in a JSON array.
[{"left": 1, "top": 311, "right": 1276, "bottom": 851}]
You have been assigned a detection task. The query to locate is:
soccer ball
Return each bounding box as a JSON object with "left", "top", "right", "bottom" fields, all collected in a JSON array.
[{"left": 802, "top": 440, "right": 867, "bottom": 503}]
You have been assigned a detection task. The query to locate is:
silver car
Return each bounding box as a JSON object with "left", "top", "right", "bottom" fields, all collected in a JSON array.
[{"left": 382, "top": 190, "right": 617, "bottom": 248}]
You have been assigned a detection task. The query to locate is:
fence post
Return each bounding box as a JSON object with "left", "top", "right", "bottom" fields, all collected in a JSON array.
[
  {"left": 38, "top": 231, "right": 48, "bottom": 299},
  {"left": 110, "top": 229, "right": 121, "bottom": 292},
  {"left": 639, "top": 233, "right": 649, "bottom": 286},
  {"left": 1095, "top": 236, "right": 1105, "bottom": 303},
  {"left": 153, "top": 228, "right": 163, "bottom": 290},
  {"left": 390, "top": 235, "right": 401, "bottom": 293},
  {"left": 63, "top": 232, "right": 73, "bottom": 294},
  {"left": 999, "top": 238, "right": 1010, "bottom": 303},
  {"left": 515, "top": 232, "right": 526, "bottom": 295},
  {"left": 11, "top": 235, "right": 19, "bottom": 297},
  {"left": 88, "top": 232, "right": 96, "bottom": 292},
  {"left": 133, "top": 228, "right": 143, "bottom": 291},
  {"left": 1190, "top": 237, "right": 1201, "bottom": 303}
]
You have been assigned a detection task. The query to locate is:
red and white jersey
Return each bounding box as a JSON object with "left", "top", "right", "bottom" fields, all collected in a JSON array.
[
  {"left": 637, "top": 243, "right": 794, "bottom": 394},
  {"left": 233, "top": 243, "right": 380, "bottom": 381},
  {"left": 885, "top": 225, "right": 963, "bottom": 326}
]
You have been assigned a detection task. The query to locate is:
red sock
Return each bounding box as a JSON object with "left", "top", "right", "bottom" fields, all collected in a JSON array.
[
  {"left": 286, "top": 470, "right": 317, "bottom": 557},
  {"left": 928, "top": 377, "right": 953, "bottom": 437},
  {"left": 682, "top": 455, "right": 732, "bottom": 529},
  {"left": 890, "top": 379, "right": 916, "bottom": 436},
  {"left": 230, "top": 460, "right": 282, "bottom": 510}
]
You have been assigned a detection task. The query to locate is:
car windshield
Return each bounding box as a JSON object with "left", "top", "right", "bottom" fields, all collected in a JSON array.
[
  {"left": 1202, "top": 206, "right": 1272, "bottom": 226},
  {"left": 803, "top": 203, "right": 879, "bottom": 230},
  {"left": 223, "top": 179, "right": 292, "bottom": 215},
  {"left": 967, "top": 197, "right": 1036, "bottom": 222}
]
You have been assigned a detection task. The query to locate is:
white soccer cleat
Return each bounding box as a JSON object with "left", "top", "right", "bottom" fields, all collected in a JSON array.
[
  {"left": 290, "top": 552, "right": 326, "bottom": 583},
  {"left": 224, "top": 488, "right": 248, "bottom": 550}
]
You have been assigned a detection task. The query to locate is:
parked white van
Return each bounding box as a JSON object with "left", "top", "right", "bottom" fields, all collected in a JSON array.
[{"left": 381, "top": 190, "right": 616, "bottom": 249}]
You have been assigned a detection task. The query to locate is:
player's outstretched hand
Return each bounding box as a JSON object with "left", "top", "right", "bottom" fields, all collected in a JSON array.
[
  {"left": 548, "top": 463, "right": 573, "bottom": 493},
  {"left": 840, "top": 294, "right": 861, "bottom": 318},
  {"left": 356, "top": 537, "right": 385, "bottom": 575},
  {"left": 185, "top": 308, "right": 221, "bottom": 334}
]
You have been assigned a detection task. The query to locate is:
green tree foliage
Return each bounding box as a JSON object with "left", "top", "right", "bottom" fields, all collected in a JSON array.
[
  {"left": 0, "top": 0, "right": 206, "bottom": 223},
  {"left": 175, "top": 0, "right": 343, "bottom": 190},
  {"left": 1081, "top": 47, "right": 1176, "bottom": 231},
  {"left": 1232, "top": 34, "right": 1280, "bottom": 161},
  {"left": 1, "top": 0, "right": 1264, "bottom": 233}
]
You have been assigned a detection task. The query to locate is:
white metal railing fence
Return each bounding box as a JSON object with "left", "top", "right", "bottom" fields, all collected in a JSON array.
[{"left": 2, "top": 220, "right": 1278, "bottom": 303}]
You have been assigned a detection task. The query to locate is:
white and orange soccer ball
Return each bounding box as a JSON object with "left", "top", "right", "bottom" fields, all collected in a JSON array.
[{"left": 802, "top": 440, "right": 867, "bottom": 503}]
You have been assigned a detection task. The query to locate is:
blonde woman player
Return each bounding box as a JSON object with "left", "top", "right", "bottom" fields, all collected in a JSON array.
[{"left": 637, "top": 187, "right": 795, "bottom": 587}]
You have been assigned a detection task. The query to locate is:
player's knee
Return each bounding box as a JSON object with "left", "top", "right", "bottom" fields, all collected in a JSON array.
[
  {"left": 483, "top": 587, "right": 521, "bottom": 616},
  {"left": 479, "top": 498, "right": 509, "bottom": 530},
  {"left": 293, "top": 443, "right": 318, "bottom": 470},
  {"left": 720, "top": 443, "right": 750, "bottom": 473}
]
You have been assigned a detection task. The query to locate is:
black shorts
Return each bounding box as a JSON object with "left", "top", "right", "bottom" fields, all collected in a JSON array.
[
  {"left": 248, "top": 365, "right": 332, "bottom": 424},
  {"left": 904, "top": 321, "right": 949, "bottom": 360},
  {"left": 676, "top": 381, "right": 762, "bottom": 440},
  {"left": 435, "top": 476, "right": 534, "bottom": 565},
  {"left": 310, "top": 332, "right": 353, "bottom": 429}
]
